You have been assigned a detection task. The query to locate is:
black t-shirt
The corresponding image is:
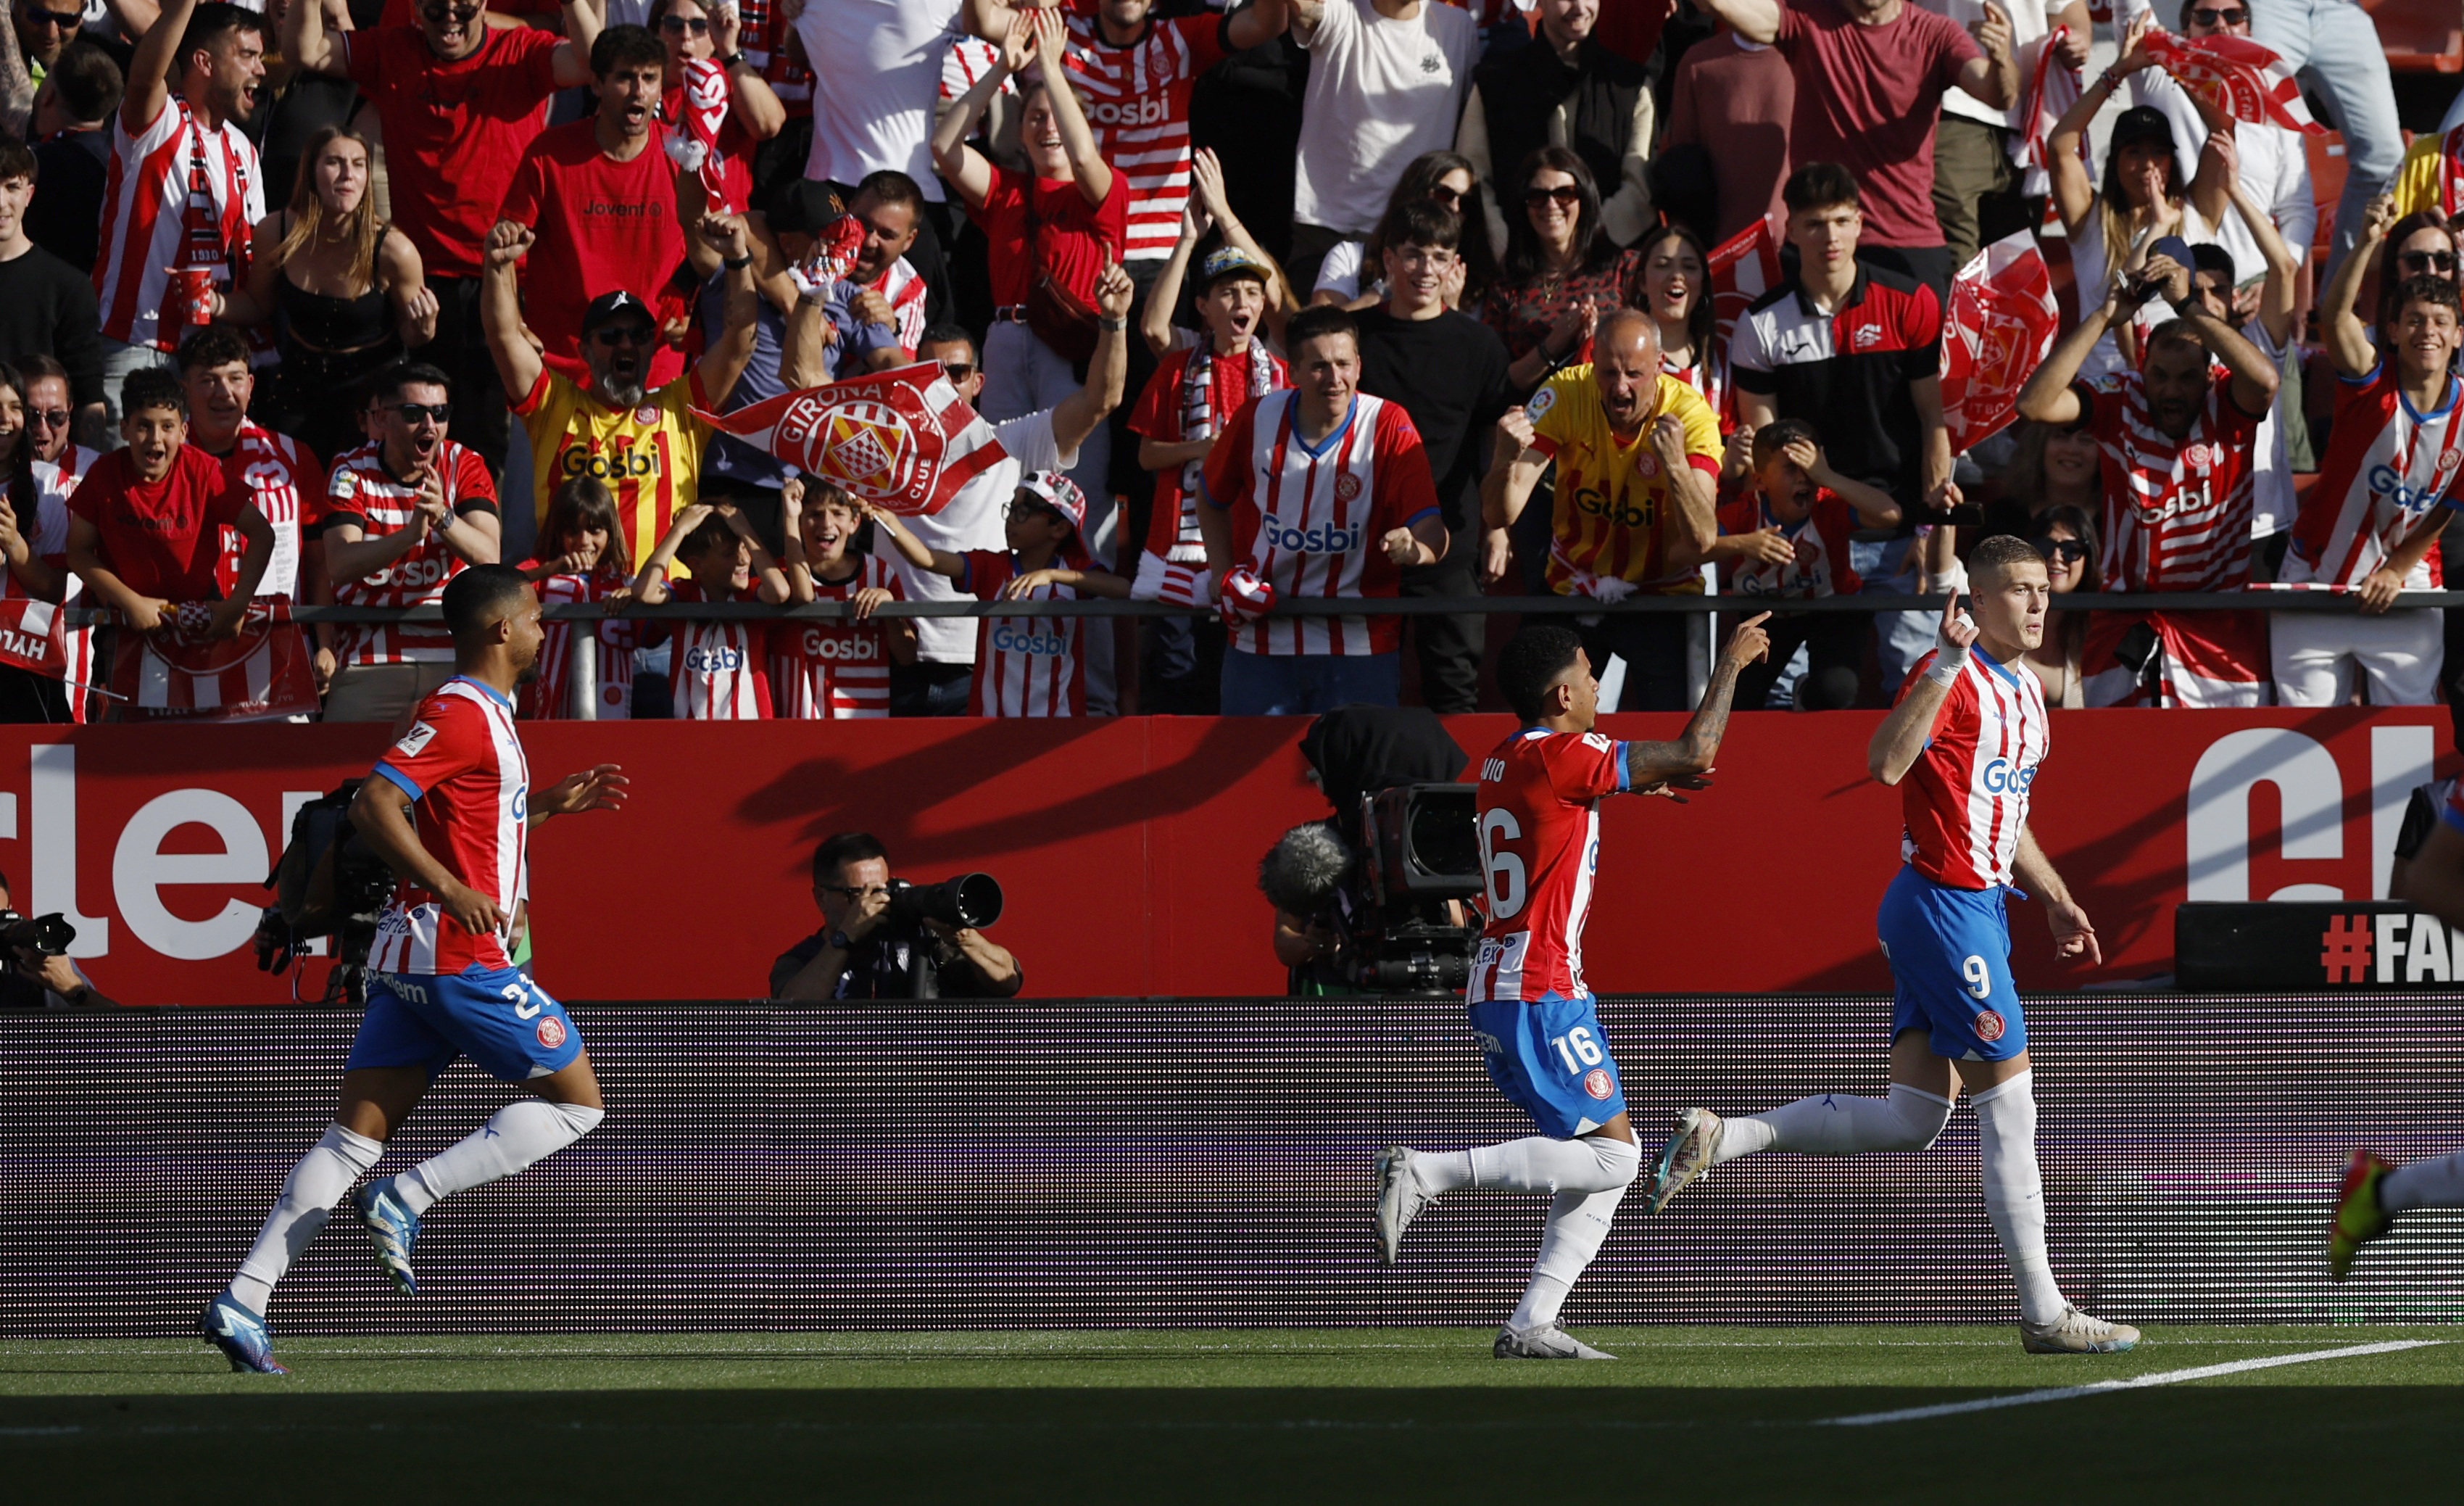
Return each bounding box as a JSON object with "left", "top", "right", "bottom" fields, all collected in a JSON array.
[
  {"left": 0, "top": 241, "right": 104, "bottom": 410},
  {"left": 768, "top": 927, "right": 1018, "bottom": 1001},
  {"left": 1353, "top": 305, "right": 1516, "bottom": 536},
  {"left": 27, "top": 130, "right": 109, "bottom": 276}
]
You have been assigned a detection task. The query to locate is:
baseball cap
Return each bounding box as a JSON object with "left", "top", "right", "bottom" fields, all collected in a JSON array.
[
  {"left": 1016, "top": 471, "right": 1087, "bottom": 535},
  {"left": 580, "top": 290, "right": 656, "bottom": 334},
  {"left": 2110, "top": 106, "right": 2177, "bottom": 154},
  {"left": 1198, "top": 246, "right": 1268, "bottom": 294},
  {"left": 766, "top": 178, "right": 849, "bottom": 238}
]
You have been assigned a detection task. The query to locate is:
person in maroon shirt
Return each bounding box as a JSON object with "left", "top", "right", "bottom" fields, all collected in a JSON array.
[
  {"left": 284, "top": 0, "right": 602, "bottom": 471},
  {"left": 64, "top": 366, "right": 273, "bottom": 644},
  {"left": 1697, "top": 0, "right": 2016, "bottom": 294},
  {"left": 499, "top": 25, "right": 693, "bottom": 394}
]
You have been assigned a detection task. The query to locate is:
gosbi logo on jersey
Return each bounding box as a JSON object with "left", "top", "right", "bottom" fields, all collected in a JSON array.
[
  {"left": 1087, "top": 94, "right": 1169, "bottom": 128},
  {"left": 797, "top": 628, "right": 880, "bottom": 661},
  {"left": 990, "top": 624, "right": 1068, "bottom": 656},
  {"left": 1261, "top": 516, "right": 1362, "bottom": 553},
  {"left": 1980, "top": 756, "right": 2038, "bottom": 795},
  {"left": 561, "top": 442, "right": 663, "bottom": 481},
  {"left": 684, "top": 644, "right": 749, "bottom": 672},
  {"left": 2368, "top": 462, "right": 2452, "bottom": 513}
]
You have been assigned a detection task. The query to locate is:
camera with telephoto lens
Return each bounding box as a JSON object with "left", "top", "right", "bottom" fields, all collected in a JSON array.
[
  {"left": 0, "top": 909, "right": 75, "bottom": 957},
  {"left": 883, "top": 874, "right": 1005, "bottom": 932}
]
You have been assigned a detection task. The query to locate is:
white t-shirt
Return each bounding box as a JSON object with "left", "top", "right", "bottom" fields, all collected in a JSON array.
[
  {"left": 1312, "top": 239, "right": 1379, "bottom": 304},
  {"left": 1294, "top": 0, "right": 1481, "bottom": 237},
  {"left": 1914, "top": 0, "right": 2065, "bottom": 131},
  {"left": 2067, "top": 199, "right": 2223, "bottom": 379},
  {"left": 2122, "top": 78, "right": 2317, "bottom": 294},
  {"left": 797, "top": 0, "right": 961, "bottom": 202},
  {"left": 897, "top": 409, "right": 1073, "bottom": 664}
]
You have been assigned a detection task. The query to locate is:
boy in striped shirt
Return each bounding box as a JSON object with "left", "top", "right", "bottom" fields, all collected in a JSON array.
[
  {"left": 772, "top": 477, "right": 914, "bottom": 719},
  {"left": 872, "top": 471, "right": 1127, "bottom": 717},
  {"left": 633, "top": 500, "right": 789, "bottom": 719}
]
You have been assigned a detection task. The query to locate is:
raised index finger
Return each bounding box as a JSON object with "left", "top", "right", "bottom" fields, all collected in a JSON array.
[{"left": 1942, "top": 590, "right": 1962, "bottom": 631}]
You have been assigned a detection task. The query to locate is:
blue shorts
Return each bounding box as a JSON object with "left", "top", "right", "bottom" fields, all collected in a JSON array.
[
  {"left": 1878, "top": 865, "right": 2028, "bottom": 1062},
  {"left": 1466, "top": 991, "right": 1628, "bottom": 1138},
  {"left": 344, "top": 966, "right": 585, "bottom": 1083}
]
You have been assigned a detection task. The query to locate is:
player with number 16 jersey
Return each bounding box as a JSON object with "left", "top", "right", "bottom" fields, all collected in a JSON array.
[{"left": 1371, "top": 619, "right": 1767, "bottom": 1361}]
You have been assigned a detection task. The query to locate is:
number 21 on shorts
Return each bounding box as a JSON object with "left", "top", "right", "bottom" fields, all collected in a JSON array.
[
  {"left": 1962, "top": 953, "right": 1992, "bottom": 1000},
  {"left": 1551, "top": 1025, "right": 1604, "bottom": 1073}
]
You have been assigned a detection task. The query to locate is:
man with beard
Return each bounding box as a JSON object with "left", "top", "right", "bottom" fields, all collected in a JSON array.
[
  {"left": 199, "top": 564, "right": 629, "bottom": 1376},
  {"left": 2015, "top": 247, "right": 2279, "bottom": 706},
  {"left": 485, "top": 210, "right": 761, "bottom": 579},
  {"left": 94, "top": 0, "right": 265, "bottom": 419},
  {"left": 313, "top": 362, "right": 502, "bottom": 723},
  {"left": 286, "top": 0, "right": 602, "bottom": 473},
  {"left": 498, "top": 25, "right": 691, "bottom": 393}
]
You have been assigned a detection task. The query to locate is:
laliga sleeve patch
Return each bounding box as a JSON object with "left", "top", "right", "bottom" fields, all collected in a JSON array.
[
  {"left": 1525, "top": 386, "right": 1556, "bottom": 420},
  {"left": 536, "top": 1016, "right": 568, "bottom": 1050},
  {"left": 1974, "top": 1009, "right": 2007, "bottom": 1043},
  {"left": 391, "top": 720, "right": 438, "bottom": 759},
  {"left": 1582, "top": 1068, "right": 1615, "bottom": 1101}
]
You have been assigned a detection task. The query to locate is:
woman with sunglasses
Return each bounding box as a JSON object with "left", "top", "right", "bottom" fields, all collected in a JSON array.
[
  {"left": 2373, "top": 208, "right": 2464, "bottom": 323},
  {"left": 1483, "top": 146, "right": 1639, "bottom": 394},
  {"left": 217, "top": 125, "right": 439, "bottom": 463},
  {"left": 1311, "top": 150, "right": 1498, "bottom": 313},
  {"left": 2046, "top": 12, "right": 2229, "bottom": 378},
  {"left": 2016, "top": 505, "right": 2097, "bottom": 708},
  {"left": 650, "top": 0, "right": 784, "bottom": 215},
  {"left": 0, "top": 361, "right": 75, "bottom": 722}
]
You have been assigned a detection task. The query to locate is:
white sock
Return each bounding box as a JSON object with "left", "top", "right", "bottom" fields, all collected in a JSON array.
[
  {"left": 1508, "top": 1138, "right": 1640, "bottom": 1330},
  {"left": 1468, "top": 1134, "right": 1638, "bottom": 1197},
  {"left": 231, "top": 1123, "right": 384, "bottom": 1312},
  {"left": 2382, "top": 1151, "right": 2464, "bottom": 1212},
  {"left": 1712, "top": 1083, "right": 1952, "bottom": 1162},
  {"left": 1973, "top": 1071, "right": 2067, "bottom": 1325},
  {"left": 395, "top": 1101, "right": 604, "bottom": 1216},
  {"left": 1413, "top": 1150, "right": 1474, "bottom": 1195}
]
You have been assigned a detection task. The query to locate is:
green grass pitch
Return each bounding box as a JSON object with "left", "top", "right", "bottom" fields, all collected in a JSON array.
[{"left": 4, "top": 1327, "right": 2458, "bottom": 1502}]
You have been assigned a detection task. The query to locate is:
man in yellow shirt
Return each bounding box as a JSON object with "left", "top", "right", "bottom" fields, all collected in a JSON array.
[
  {"left": 2390, "top": 127, "right": 2464, "bottom": 223},
  {"left": 1480, "top": 307, "right": 1722, "bottom": 709}
]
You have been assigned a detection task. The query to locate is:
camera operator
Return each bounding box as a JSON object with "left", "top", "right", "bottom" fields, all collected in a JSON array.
[
  {"left": 0, "top": 867, "right": 113, "bottom": 1010},
  {"left": 771, "top": 833, "right": 1023, "bottom": 1001}
]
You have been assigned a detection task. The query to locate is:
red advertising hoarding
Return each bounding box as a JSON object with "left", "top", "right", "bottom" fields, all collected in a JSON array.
[{"left": 0, "top": 709, "right": 2445, "bottom": 1004}]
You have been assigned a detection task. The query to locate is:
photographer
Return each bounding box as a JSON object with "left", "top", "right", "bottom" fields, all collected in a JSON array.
[
  {"left": 0, "top": 867, "right": 112, "bottom": 1010},
  {"left": 770, "top": 832, "right": 1023, "bottom": 1001}
]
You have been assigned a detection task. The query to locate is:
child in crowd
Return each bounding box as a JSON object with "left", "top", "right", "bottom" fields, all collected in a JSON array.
[
  {"left": 634, "top": 501, "right": 789, "bottom": 719},
  {"left": 520, "top": 477, "right": 639, "bottom": 720},
  {"left": 771, "top": 476, "right": 915, "bottom": 719},
  {"left": 870, "top": 471, "right": 1126, "bottom": 716},
  {"left": 1709, "top": 418, "right": 1902, "bottom": 711}
]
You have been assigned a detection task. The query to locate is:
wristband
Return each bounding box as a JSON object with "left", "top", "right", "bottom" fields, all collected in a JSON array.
[
  {"left": 2171, "top": 297, "right": 2201, "bottom": 320},
  {"left": 718, "top": 51, "right": 747, "bottom": 70},
  {"left": 2096, "top": 66, "right": 2125, "bottom": 94},
  {"left": 1100, "top": 315, "right": 1127, "bottom": 331},
  {"left": 1925, "top": 653, "right": 1965, "bottom": 687},
  {"left": 723, "top": 252, "right": 753, "bottom": 270}
]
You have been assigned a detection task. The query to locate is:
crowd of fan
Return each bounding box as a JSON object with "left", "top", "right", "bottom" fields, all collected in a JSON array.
[{"left": 0, "top": 0, "right": 2457, "bottom": 721}]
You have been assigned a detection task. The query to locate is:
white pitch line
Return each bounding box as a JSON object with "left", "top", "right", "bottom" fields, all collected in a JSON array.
[{"left": 1820, "top": 1340, "right": 2444, "bottom": 1427}]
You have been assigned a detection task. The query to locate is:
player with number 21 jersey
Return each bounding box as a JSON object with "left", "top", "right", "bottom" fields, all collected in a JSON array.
[{"left": 1372, "top": 618, "right": 1767, "bottom": 1361}]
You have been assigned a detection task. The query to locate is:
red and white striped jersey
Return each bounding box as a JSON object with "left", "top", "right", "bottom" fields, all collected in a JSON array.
[
  {"left": 2079, "top": 369, "right": 2263, "bottom": 592},
  {"left": 861, "top": 257, "right": 929, "bottom": 354},
  {"left": 663, "top": 576, "right": 772, "bottom": 719},
  {"left": 523, "top": 563, "right": 637, "bottom": 720},
  {"left": 212, "top": 423, "right": 323, "bottom": 603},
  {"left": 771, "top": 553, "right": 903, "bottom": 718},
  {"left": 94, "top": 97, "right": 262, "bottom": 351},
  {"left": 963, "top": 549, "right": 1090, "bottom": 717},
  {"left": 1466, "top": 727, "right": 1632, "bottom": 1004},
  {"left": 1714, "top": 489, "right": 1862, "bottom": 598},
  {"left": 368, "top": 677, "right": 528, "bottom": 976},
  {"left": 1897, "top": 647, "right": 2049, "bottom": 891},
  {"left": 2283, "top": 362, "right": 2464, "bottom": 591},
  {"left": 735, "top": 0, "right": 813, "bottom": 111},
  {"left": 940, "top": 33, "right": 1016, "bottom": 110},
  {"left": 316, "top": 441, "right": 499, "bottom": 666},
  {"left": 1198, "top": 389, "right": 1441, "bottom": 656},
  {"left": 1059, "top": 12, "right": 1228, "bottom": 262}
]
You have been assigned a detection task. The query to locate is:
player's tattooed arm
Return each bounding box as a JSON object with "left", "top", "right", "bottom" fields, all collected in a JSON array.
[
  {"left": 2014, "top": 824, "right": 2101, "bottom": 965},
  {"left": 1621, "top": 612, "right": 1772, "bottom": 790}
]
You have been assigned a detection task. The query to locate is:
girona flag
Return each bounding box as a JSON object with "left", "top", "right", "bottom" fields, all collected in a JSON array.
[
  {"left": 1941, "top": 233, "right": 2061, "bottom": 454},
  {"left": 676, "top": 56, "right": 737, "bottom": 212},
  {"left": 2012, "top": 25, "right": 2085, "bottom": 199},
  {"left": 1706, "top": 218, "right": 1780, "bottom": 419},
  {"left": 0, "top": 597, "right": 66, "bottom": 677},
  {"left": 2143, "top": 32, "right": 2326, "bottom": 136},
  {"left": 692, "top": 361, "right": 1010, "bottom": 518},
  {"left": 111, "top": 598, "right": 318, "bottom": 722}
]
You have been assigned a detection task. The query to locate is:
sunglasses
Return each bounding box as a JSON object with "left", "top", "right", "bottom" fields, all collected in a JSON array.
[
  {"left": 2031, "top": 537, "right": 2089, "bottom": 564},
  {"left": 1427, "top": 184, "right": 1464, "bottom": 208},
  {"left": 658, "top": 14, "right": 710, "bottom": 33},
  {"left": 1524, "top": 184, "right": 1582, "bottom": 210},
  {"left": 2401, "top": 249, "right": 2459, "bottom": 273},
  {"left": 25, "top": 407, "right": 69, "bottom": 428},
  {"left": 593, "top": 325, "right": 658, "bottom": 347},
  {"left": 21, "top": 7, "right": 81, "bottom": 29},
  {"left": 2186, "top": 7, "right": 2248, "bottom": 25},
  {"left": 420, "top": 1, "right": 483, "bottom": 18},
  {"left": 394, "top": 402, "right": 451, "bottom": 425},
  {"left": 939, "top": 362, "right": 976, "bottom": 382}
]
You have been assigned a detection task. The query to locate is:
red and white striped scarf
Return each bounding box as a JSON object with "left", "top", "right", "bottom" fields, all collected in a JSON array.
[{"left": 1176, "top": 338, "right": 1281, "bottom": 558}]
